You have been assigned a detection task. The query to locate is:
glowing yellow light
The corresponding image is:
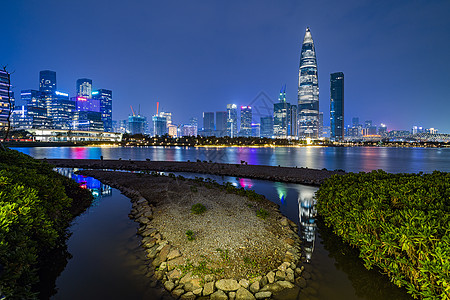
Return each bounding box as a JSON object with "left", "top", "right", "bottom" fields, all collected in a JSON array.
[{"left": 306, "top": 138, "right": 312, "bottom": 145}]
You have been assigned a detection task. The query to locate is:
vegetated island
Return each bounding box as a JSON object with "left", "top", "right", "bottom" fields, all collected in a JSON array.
[
  {"left": 78, "top": 169, "right": 309, "bottom": 300},
  {"left": 43, "top": 159, "right": 345, "bottom": 186}
]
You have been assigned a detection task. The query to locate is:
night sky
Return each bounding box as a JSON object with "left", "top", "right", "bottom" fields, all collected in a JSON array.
[{"left": 2, "top": 0, "right": 450, "bottom": 132}]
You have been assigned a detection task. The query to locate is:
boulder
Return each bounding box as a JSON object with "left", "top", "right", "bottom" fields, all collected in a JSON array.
[
  {"left": 239, "top": 279, "right": 250, "bottom": 288},
  {"left": 255, "top": 291, "right": 272, "bottom": 299},
  {"left": 266, "top": 271, "right": 275, "bottom": 284},
  {"left": 236, "top": 287, "right": 255, "bottom": 300},
  {"left": 164, "top": 280, "right": 175, "bottom": 291},
  {"left": 275, "top": 270, "right": 286, "bottom": 281},
  {"left": 215, "top": 279, "right": 240, "bottom": 291},
  {"left": 203, "top": 281, "right": 215, "bottom": 296},
  {"left": 249, "top": 281, "right": 260, "bottom": 293},
  {"left": 210, "top": 290, "right": 228, "bottom": 300},
  {"left": 277, "top": 281, "right": 294, "bottom": 289},
  {"left": 180, "top": 292, "right": 196, "bottom": 300},
  {"left": 167, "top": 249, "right": 181, "bottom": 260},
  {"left": 172, "top": 289, "right": 185, "bottom": 298},
  {"left": 167, "top": 256, "right": 185, "bottom": 270},
  {"left": 158, "top": 244, "right": 171, "bottom": 262},
  {"left": 167, "top": 269, "right": 182, "bottom": 280}
]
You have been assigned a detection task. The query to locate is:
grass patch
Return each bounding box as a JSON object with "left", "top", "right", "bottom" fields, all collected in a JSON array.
[
  {"left": 256, "top": 208, "right": 269, "bottom": 219},
  {"left": 191, "top": 203, "right": 206, "bottom": 214},
  {"left": 185, "top": 230, "right": 195, "bottom": 241}
]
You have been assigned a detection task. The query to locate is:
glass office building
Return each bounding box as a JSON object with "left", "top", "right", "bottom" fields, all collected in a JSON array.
[
  {"left": 330, "top": 72, "right": 344, "bottom": 141},
  {"left": 298, "top": 28, "right": 319, "bottom": 139}
]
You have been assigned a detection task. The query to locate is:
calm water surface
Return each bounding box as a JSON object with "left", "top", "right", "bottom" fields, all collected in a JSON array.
[{"left": 13, "top": 145, "right": 450, "bottom": 173}]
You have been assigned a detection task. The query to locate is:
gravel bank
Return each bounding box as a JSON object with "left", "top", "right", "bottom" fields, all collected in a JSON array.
[
  {"left": 78, "top": 170, "right": 308, "bottom": 299},
  {"left": 45, "top": 159, "right": 345, "bottom": 186}
]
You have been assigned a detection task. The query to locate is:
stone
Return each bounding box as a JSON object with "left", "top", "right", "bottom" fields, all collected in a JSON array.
[
  {"left": 180, "top": 292, "right": 196, "bottom": 300},
  {"left": 142, "top": 237, "right": 156, "bottom": 248},
  {"left": 278, "top": 262, "right": 290, "bottom": 272},
  {"left": 203, "top": 281, "right": 215, "bottom": 296},
  {"left": 284, "top": 238, "right": 295, "bottom": 246},
  {"left": 286, "top": 271, "right": 295, "bottom": 283},
  {"left": 155, "top": 270, "right": 164, "bottom": 280},
  {"left": 280, "top": 217, "right": 288, "bottom": 226},
  {"left": 266, "top": 271, "right": 275, "bottom": 284},
  {"left": 260, "top": 283, "right": 283, "bottom": 293},
  {"left": 180, "top": 272, "right": 195, "bottom": 285},
  {"left": 277, "top": 281, "right": 294, "bottom": 289},
  {"left": 141, "top": 227, "right": 157, "bottom": 237},
  {"left": 275, "top": 270, "right": 286, "bottom": 281},
  {"left": 236, "top": 287, "right": 255, "bottom": 300},
  {"left": 205, "top": 274, "right": 215, "bottom": 282},
  {"left": 144, "top": 210, "right": 153, "bottom": 218},
  {"left": 167, "top": 256, "right": 185, "bottom": 270},
  {"left": 215, "top": 279, "right": 240, "bottom": 291},
  {"left": 158, "top": 244, "right": 171, "bottom": 262},
  {"left": 137, "top": 216, "right": 149, "bottom": 224},
  {"left": 167, "top": 249, "right": 182, "bottom": 260},
  {"left": 164, "top": 280, "right": 175, "bottom": 291},
  {"left": 167, "top": 269, "right": 182, "bottom": 280},
  {"left": 259, "top": 276, "right": 268, "bottom": 287},
  {"left": 210, "top": 290, "right": 228, "bottom": 300},
  {"left": 172, "top": 289, "right": 185, "bottom": 298},
  {"left": 249, "top": 281, "right": 260, "bottom": 293},
  {"left": 159, "top": 261, "right": 167, "bottom": 271},
  {"left": 255, "top": 291, "right": 272, "bottom": 299},
  {"left": 229, "top": 291, "right": 236, "bottom": 300},
  {"left": 184, "top": 279, "right": 201, "bottom": 292},
  {"left": 193, "top": 288, "right": 203, "bottom": 296},
  {"left": 239, "top": 279, "right": 250, "bottom": 288},
  {"left": 152, "top": 256, "right": 161, "bottom": 267},
  {"left": 156, "top": 240, "right": 168, "bottom": 251},
  {"left": 295, "top": 267, "right": 302, "bottom": 276},
  {"left": 146, "top": 245, "right": 159, "bottom": 259}
]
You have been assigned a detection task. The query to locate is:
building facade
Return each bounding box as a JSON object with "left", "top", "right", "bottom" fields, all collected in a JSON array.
[
  {"left": 215, "top": 111, "right": 227, "bottom": 137},
  {"left": 239, "top": 106, "right": 252, "bottom": 137},
  {"left": 260, "top": 116, "right": 274, "bottom": 138},
  {"left": 93, "top": 89, "right": 113, "bottom": 132},
  {"left": 330, "top": 72, "right": 344, "bottom": 141},
  {"left": 0, "top": 69, "right": 13, "bottom": 130},
  {"left": 76, "top": 78, "right": 93, "bottom": 98},
  {"left": 226, "top": 104, "right": 238, "bottom": 138},
  {"left": 298, "top": 27, "right": 319, "bottom": 139}
]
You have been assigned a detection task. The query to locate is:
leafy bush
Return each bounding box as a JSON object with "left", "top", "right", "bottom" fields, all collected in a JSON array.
[
  {"left": 191, "top": 203, "right": 206, "bottom": 214},
  {"left": 315, "top": 170, "right": 450, "bottom": 299},
  {"left": 256, "top": 208, "right": 269, "bottom": 219},
  {"left": 185, "top": 230, "right": 195, "bottom": 241},
  {"left": 0, "top": 149, "right": 92, "bottom": 299}
]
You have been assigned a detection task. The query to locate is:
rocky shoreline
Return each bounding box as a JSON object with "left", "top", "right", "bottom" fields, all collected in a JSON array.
[
  {"left": 45, "top": 159, "right": 345, "bottom": 186},
  {"left": 78, "top": 170, "right": 311, "bottom": 300}
]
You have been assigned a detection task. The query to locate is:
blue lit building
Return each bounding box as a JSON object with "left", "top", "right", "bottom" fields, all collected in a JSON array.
[
  {"left": 76, "top": 78, "right": 93, "bottom": 98},
  {"left": 260, "top": 116, "right": 274, "bottom": 138},
  {"left": 215, "top": 111, "right": 227, "bottom": 137},
  {"left": 201, "top": 112, "right": 215, "bottom": 136},
  {"left": 152, "top": 115, "right": 166, "bottom": 136},
  {"left": 21, "top": 89, "right": 52, "bottom": 129},
  {"left": 239, "top": 106, "right": 252, "bottom": 137},
  {"left": 273, "top": 86, "right": 290, "bottom": 138},
  {"left": 0, "top": 69, "right": 14, "bottom": 130},
  {"left": 93, "top": 89, "right": 113, "bottom": 132},
  {"left": 298, "top": 28, "right": 319, "bottom": 139},
  {"left": 52, "top": 91, "right": 75, "bottom": 129},
  {"left": 330, "top": 72, "right": 344, "bottom": 141}
]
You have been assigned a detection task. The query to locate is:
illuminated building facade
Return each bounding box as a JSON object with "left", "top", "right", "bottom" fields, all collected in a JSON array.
[
  {"left": 76, "top": 78, "right": 93, "bottom": 98},
  {"left": 226, "top": 104, "right": 238, "bottom": 138},
  {"left": 260, "top": 116, "right": 273, "bottom": 138},
  {"left": 39, "top": 70, "right": 56, "bottom": 94},
  {"left": 298, "top": 27, "right": 319, "bottom": 139},
  {"left": 239, "top": 106, "right": 252, "bottom": 137},
  {"left": 152, "top": 115, "right": 166, "bottom": 136},
  {"left": 273, "top": 86, "right": 289, "bottom": 138},
  {"left": 93, "top": 89, "right": 113, "bottom": 132},
  {"left": 0, "top": 69, "right": 13, "bottom": 129},
  {"left": 21, "top": 89, "right": 51, "bottom": 129},
  {"left": 202, "top": 112, "right": 214, "bottom": 136},
  {"left": 330, "top": 72, "right": 344, "bottom": 141},
  {"left": 51, "top": 91, "right": 75, "bottom": 129}
]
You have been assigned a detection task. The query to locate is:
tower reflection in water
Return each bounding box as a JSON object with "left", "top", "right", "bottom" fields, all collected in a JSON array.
[
  {"left": 55, "top": 168, "right": 112, "bottom": 198},
  {"left": 297, "top": 187, "right": 317, "bottom": 262}
]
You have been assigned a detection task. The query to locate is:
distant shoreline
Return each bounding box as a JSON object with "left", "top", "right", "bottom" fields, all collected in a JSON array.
[{"left": 43, "top": 159, "right": 346, "bottom": 186}]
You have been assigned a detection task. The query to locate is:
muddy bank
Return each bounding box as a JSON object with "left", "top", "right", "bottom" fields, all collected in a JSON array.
[
  {"left": 78, "top": 169, "right": 309, "bottom": 299},
  {"left": 44, "top": 159, "right": 345, "bottom": 186}
]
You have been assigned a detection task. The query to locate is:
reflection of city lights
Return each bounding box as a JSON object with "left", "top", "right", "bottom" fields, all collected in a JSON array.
[
  {"left": 275, "top": 182, "right": 287, "bottom": 205},
  {"left": 297, "top": 185, "right": 318, "bottom": 263},
  {"left": 238, "top": 178, "right": 253, "bottom": 188},
  {"left": 306, "top": 137, "right": 312, "bottom": 145}
]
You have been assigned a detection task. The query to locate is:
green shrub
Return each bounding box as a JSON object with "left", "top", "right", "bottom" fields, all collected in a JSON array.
[
  {"left": 256, "top": 208, "right": 269, "bottom": 219},
  {"left": 0, "top": 149, "right": 92, "bottom": 299},
  {"left": 315, "top": 170, "right": 450, "bottom": 299},
  {"left": 191, "top": 203, "right": 206, "bottom": 214},
  {"left": 185, "top": 230, "right": 195, "bottom": 241},
  {"left": 190, "top": 186, "right": 198, "bottom": 193}
]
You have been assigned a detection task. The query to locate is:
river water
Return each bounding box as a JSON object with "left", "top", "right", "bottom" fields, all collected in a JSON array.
[{"left": 13, "top": 146, "right": 435, "bottom": 299}]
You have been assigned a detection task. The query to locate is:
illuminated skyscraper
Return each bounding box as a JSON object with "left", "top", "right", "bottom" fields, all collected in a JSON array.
[
  {"left": 239, "top": 106, "right": 252, "bottom": 137},
  {"left": 260, "top": 116, "right": 273, "bottom": 138},
  {"left": 0, "top": 70, "right": 13, "bottom": 129},
  {"left": 93, "top": 89, "right": 113, "bottom": 132},
  {"left": 76, "top": 78, "right": 93, "bottom": 98},
  {"left": 298, "top": 27, "right": 319, "bottom": 139},
  {"left": 39, "top": 70, "right": 56, "bottom": 94},
  {"left": 226, "top": 104, "right": 238, "bottom": 137},
  {"left": 330, "top": 72, "right": 344, "bottom": 141},
  {"left": 274, "top": 86, "right": 289, "bottom": 138},
  {"left": 215, "top": 111, "right": 227, "bottom": 137}
]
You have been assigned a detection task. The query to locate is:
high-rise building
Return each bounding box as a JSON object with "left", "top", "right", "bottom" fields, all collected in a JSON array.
[
  {"left": 52, "top": 91, "right": 75, "bottom": 129},
  {"left": 76, "top": 78, "right": 93, "bottom": 98},
  {"left": 239, "top": 106, "right": 252, "bottom": 137},
  {"left": 274, "top": 86, "right": 289, "bottom": 138},
  {"left": 298, "top": 27, "right": 319, "bottom": 139},
  {"left": 330, "top": 72, "right": 344, "bottom": 141},
  {"left": 289, "top": 105, "right": 297, "bottom": 138},
  {"left": 21, "top": 89, "right": 51, "bottom": 129},
  {"left": 152, "top": 115, "right": 167, "bottom": 136},
  {"left": 215, "top": 111, "right": 227, "bottom": 137},
  {"left": 92, "top": 89, "right": 113, "bottom": 132},
  {"left": 0, "top": 70, "right": 13, "bottom": 130},
  {"left": 39, "top": 70, "right": 57, "bottom": 94},
  {"left": 226, "top": 104, "right": 238, "bottom": 138},
  {"left": 251, "top": 123, "right": 260, "bottom": 138},
  {"left": 318, "top": 112, "right": 323, "bottom": 138},
  {"left": 260, "top": 116, "right": 274, "bottom": 138},
  {"left": 202, "top": 112, "right": 214, "bottom": 131},
  {"left": 74, "top": 111, "right": 104, "bottom": 131}
]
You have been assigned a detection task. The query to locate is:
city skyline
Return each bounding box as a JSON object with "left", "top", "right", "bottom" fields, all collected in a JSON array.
[{"left": 1, "top": 1, "right": 450, "bottom": 132}]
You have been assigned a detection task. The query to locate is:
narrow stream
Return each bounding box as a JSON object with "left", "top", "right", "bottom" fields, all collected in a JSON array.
[{"left": 44, "top": 169, "right": 412, "bottom": 300}]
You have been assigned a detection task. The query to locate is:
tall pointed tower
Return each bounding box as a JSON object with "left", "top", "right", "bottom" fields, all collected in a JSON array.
[{"left": 297, "top": 27, "right": 319, "bottom": 138}]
